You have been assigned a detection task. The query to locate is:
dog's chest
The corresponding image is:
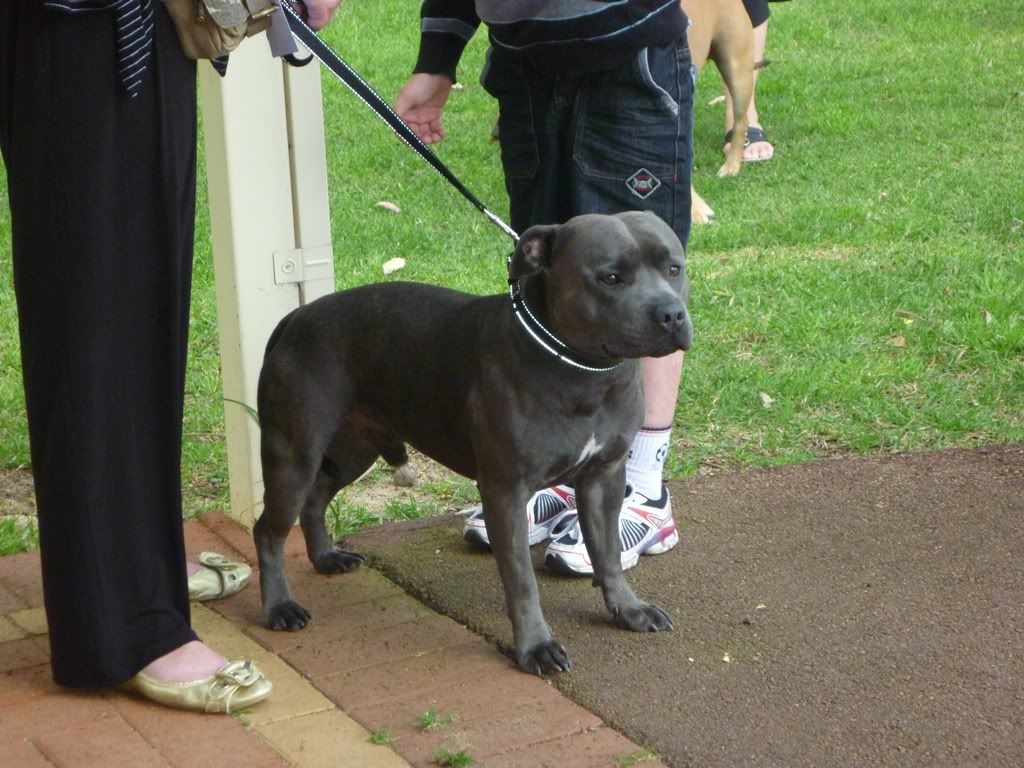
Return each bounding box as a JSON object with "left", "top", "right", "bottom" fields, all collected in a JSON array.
[
  {"left": 560, "top": 424, "right": 631, "bottom": 477},
  {"left": 576, "top": 434, "right": 604, "bottom": 464}
]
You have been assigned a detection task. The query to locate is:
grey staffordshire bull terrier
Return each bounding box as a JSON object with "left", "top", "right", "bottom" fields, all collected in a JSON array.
[{"left": 253, "top": 210, "right": 692, "bottom": 675}]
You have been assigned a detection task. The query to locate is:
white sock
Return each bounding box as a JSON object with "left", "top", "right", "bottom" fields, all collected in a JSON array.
[{"left": 625, "top": 426, "right": 671, "bottom": 499}]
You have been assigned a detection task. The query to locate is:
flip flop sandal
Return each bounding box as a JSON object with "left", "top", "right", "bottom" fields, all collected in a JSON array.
[
  {"left": 187, "top": 551, "right": 252, "bottom": 601},
  {"left": 725, "top": 126, "right": 774, "bottom": 163}
]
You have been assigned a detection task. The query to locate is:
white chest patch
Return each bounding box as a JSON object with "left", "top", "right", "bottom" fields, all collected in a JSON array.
[{"left": 577, "top": 434, "right": 603, "bottom": 465}]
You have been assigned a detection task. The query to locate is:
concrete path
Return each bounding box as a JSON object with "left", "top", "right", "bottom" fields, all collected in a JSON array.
[
  {"left": 2, "top": 445, "right": 1020, "bottom": 767},
  {"left": 346, "top": 445, "right": 1024, "bottom": 768}
]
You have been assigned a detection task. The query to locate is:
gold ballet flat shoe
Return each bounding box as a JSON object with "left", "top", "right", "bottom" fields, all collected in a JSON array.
[
  {"left": 188, "top": 552, "right": 252, "bottom": 601},
  {"left": 124, "top": 659, "right": 273, "bottom": 714}
]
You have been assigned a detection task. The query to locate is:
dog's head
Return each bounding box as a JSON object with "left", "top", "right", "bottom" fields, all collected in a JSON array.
[{"left": 509, "top": 211, "right": 692, "bottom": 360}]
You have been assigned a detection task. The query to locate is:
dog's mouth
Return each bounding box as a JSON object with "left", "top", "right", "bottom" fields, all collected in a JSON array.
[
  {"left": 600, "top": 342, "right": 671, "bottom": 360},
  {"left": 601, "top": 330, "right": 691, "bottom": 359}
]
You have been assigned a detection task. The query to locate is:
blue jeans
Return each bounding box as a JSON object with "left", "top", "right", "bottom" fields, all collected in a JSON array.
[{"left": 482, "top": 37, "right": 694, "bottom": 251}]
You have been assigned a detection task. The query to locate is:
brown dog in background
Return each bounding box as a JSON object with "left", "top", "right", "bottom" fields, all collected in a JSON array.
[{"left": 683, "top": 0, "right": 756, "bottom": 224}]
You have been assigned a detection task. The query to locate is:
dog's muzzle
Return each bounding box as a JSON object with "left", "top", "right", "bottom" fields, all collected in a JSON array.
[{"left": 653, "top": 302, "right": 693, "bottom": 352}]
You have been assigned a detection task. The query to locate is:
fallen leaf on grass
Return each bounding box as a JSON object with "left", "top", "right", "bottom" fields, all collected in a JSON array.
[
  {"left": 889, "top": 334, "right": 907, "bottom": 348},
  {"left": 759, "top": 392, "right": 774, "bottom": 409},
  {"left": 382, "top": 257, "right": 406, "bottom": 275},
  {"left": 707, "top": 94, "right": 726, "bottom": 106},
  {"left": 983, "top": 308, "right": 994, "bottom": 325},
  {"left": 374, "top": 200, "right": 401, "bottom": 214}
]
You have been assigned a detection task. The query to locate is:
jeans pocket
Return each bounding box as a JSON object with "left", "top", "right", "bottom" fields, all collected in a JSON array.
[
  {"left": 635, "top": 45, "right": 680, "bottom": 118},
  {"left": 573, "top": 38, "right": 690, "bottom": 181},
  {"left": 482, "top": 53, "right": 538, "bottom": 181}
]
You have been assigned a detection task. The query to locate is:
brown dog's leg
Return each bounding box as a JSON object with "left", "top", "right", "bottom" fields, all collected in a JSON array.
[
  {"left": 717, "top": 43, "right": 754, "bottom": 176},
  {"left": 691, "top": 184, "right": 715, "bottom": 225}
]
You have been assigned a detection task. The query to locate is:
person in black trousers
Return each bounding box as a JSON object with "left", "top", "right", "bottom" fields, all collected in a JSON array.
[{"left": 0, "top": 0, "right": 339, "bottom": 712}]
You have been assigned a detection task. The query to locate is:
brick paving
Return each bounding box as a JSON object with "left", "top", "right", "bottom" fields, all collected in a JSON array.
[{"left": 0, "top": 512, "right": 666, "bottom": 768}]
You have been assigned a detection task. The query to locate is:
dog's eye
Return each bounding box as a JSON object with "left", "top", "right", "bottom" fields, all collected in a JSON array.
[
  {"left": 601, "top": 274, "right": 622, "bottom": 286},
  {"left": 668, "top": 265, "right": 681, "bottom": 277}
]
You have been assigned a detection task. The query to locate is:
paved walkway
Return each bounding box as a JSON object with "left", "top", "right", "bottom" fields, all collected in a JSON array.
[
  {"left": 0, "top": 511, "right": 663, "bottom": 767},
  {"left": 346, "top": 445, "right": 1024, "bottom": 768},
  {"left": 3, "top": 445, "right": 1021, "bottom": 767}
]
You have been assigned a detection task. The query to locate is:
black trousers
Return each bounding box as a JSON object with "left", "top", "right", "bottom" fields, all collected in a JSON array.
[{"left": 0, "top": 2, "right": 199, "bottom": 687}]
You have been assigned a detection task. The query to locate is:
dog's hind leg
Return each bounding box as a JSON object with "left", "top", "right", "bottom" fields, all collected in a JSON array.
[
  {"left": 301, "top": 438, "right": 382, "bottom": 574},
  {"left": 255, "top": 428, "right": 328, "bottom": 631},
  {"left": 713, "top": 31, "right": 755, "bottom": 176}
]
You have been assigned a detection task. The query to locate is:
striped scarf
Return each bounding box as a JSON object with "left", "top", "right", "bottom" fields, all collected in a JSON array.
[{"left": 45, "top": 0, "right": 154, "bottom": 97}]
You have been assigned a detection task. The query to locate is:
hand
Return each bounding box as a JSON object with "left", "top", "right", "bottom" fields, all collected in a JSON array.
[
  {"left": 301, "top": 0, "right": 343, "bottom": 31},
  {"left": 394, "top": 73, "right": 454, "bottom": 145}
]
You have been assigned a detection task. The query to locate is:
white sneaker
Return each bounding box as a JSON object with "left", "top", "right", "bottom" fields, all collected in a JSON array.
[
  {"left": 543, "top": 484, "right": 678, "bottom": 576},
  {"left": 463, "top": 485, "right": 578, "bottom": 550}
]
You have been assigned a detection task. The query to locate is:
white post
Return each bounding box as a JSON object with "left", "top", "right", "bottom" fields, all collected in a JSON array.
[{"left": 199, "top": 36, "right": 334, "bottom": 529}]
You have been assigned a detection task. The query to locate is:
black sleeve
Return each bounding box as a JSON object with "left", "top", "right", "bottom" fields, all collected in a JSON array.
[
  {"left": 412, "top": 0, "right": 481, "bottom": 82},
  {"left": 742, "top": 0, "right": 771, "bottom": 28}
]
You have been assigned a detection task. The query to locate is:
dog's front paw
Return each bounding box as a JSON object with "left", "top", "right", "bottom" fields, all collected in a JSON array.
[
  {"left": 517, "top": 639, "right": 572, "bottom": 676},
  {"left": 313, "top": 548, "right": 367, "bottom": 575},
  {"left": 612, "top": 602, "right": 674, "bottom": 633},
  {"left": 266, "top": 600, "right": 312, "bottom": 631}
]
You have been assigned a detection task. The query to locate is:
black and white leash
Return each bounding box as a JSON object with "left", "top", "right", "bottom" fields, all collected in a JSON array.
[
  {"left": 280, "top": 1, "right": 518, "bottom": 243},
  {"left": 280, "top": 3, "right": 619, "bottom": 373}
]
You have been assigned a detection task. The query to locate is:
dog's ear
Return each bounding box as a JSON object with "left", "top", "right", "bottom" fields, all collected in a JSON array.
[{"left": 508, "top": 224, "right": 559, "bottom": 279}]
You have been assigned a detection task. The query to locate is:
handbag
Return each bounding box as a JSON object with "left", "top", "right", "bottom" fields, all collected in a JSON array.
[{"left": 163, "top": 0, "right": 279, "bottom": 60}]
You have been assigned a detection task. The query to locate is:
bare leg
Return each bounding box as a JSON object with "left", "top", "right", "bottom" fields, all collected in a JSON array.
[
  {"left": 626, "top": 351, "right": 684, "bottom": 497},
  {"left": 641, "top": 352, "right": 684, "bottom": 428}
]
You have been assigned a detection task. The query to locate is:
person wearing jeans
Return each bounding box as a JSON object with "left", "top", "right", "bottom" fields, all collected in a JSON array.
[{"left": 396, "top": 0, "right": 694, "bottom": 575}]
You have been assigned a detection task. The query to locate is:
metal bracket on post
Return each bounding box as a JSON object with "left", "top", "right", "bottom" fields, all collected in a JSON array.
[{"left": 273, "top": 245, "right": 333, "bottom": 285}]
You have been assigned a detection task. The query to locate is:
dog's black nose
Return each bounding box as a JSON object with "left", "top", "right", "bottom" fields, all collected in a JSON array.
[
  {"left": 655, "top": 303, "right": 687, "bottom": 331},
  {"left": 653, "top": 303, "right": 692, "bottom": 351}
]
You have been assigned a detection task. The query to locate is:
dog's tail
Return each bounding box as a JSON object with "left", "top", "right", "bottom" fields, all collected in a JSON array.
[{"left": 264, "top": 308, "right": 300, "bottom": 358}]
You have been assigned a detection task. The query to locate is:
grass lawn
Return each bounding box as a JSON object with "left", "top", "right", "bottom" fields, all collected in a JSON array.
[{"left": 1, "top": 0, "right": 1022, "bottom": 542}]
